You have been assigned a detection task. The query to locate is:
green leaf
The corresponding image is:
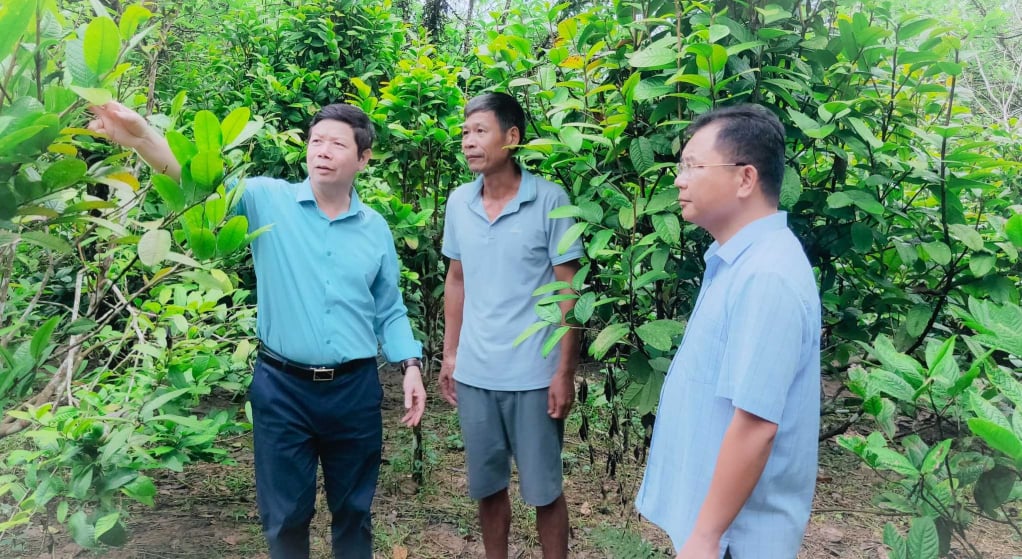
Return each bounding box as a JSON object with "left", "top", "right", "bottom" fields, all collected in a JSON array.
[
  {"left": 532, "top": 281, "right": 572, "bottom": 296},
  {"left": 21, "top": 231, "right": 72, "bottom": 254},
  {"left": 42, "top": 159, "right": 88, "bottom": 191},
  {"left": 541, "top": 326, "right": 570, "bottom": 357},
  {"left": 969, "top": 253, "right": 995, "bottom": 277},
  {"left": 905, "top": 304, "right": 931, "bottom": 338},
  {"left": 850, "top": 222, "right": 873, "bottom": 252},
  {"left": 635, "top": 320, "right": 685, "bottom": 352},
  {"left": 83, "top": 16, "right": 121, "bottom": 77},
  {"left": 590, "top": 323, "right": 630, "bottom": 360},
  {"left": 140, "top": 387, "right": 191, "bottom": 421},
  {"left": 883, "top": 523, "right": 907, "bottom": 559},
  {"left": 30, "top": 316, "right": 61, "bottom": 361},
  {"left": 0, "top": 0, "right": 36, "bottom": 63},
  {"left": 94, "top": 512, "right": 119, "bottom": 539},
  {"left": 651, "top": 213, "right": 681, "bottom": 245},
  {"left": 948, "top": 224, "right": 984, "bottom": 251},
  {"left": 559, "top": 126, "right": 583, "bottom": 152},
  {"left": 778, "top": 166, "right": 802, "bottom": 209},
  {"left": 513, "top": 321, "right": 548, "bottom": 347},
  {"left": 827, "top": 190, "right": 885, "bottom": 216},
  {"left": 193, "top": 110, "right": 222, "bottom": 152},
  {"left": 629, "top": 46, "right": 676, "bottom": 68},
  {"left": 189, "top": 151, "right": 224, "bottom": 190},
  {"left": 868, "top": 369, "right": 916, "bottom": 402},
  {"left": 118, "top": 4, "right": 152, "bottom": 39},
  {"left": 137, "top": 229, "right": 171, "bottom": 266},
  {"left": 188, "top": 229, "right": 217, "bottom": 260},
  {"left": 630, "top": 137, "right": 654, "bottom": 175},
  {"left": 907, "top": 517, "right": 939, "bottom": 559},
  {"left": 216, "top": 215, "right": 249, "bottom": 255},
  {"left": 68, "top": 510, "right": 95, "bottom": 547},
  {"left": 220, "top": 107, "right": 250, "bottom": 147},
  {"left": 974, "top": 465, "right": 1017, "bottom": 515},
  {"left": 1005, "top": 213, "right": 1022, "bottom": 248},
  {"left": 708, "top": 24, "right": 730, "bottom": 43},
  {"left": 166, "top": 130, "right": 197, "bottom": 166},
  {"left": 986, "top": 365, "right": 1022, "bottom": 409},
  {"left": 920, "top": 439, "right": 952, "bottom": 474},
  {"left": 922, "top": 241, "right": 952, "bottom": 266},
  {"left": 557, "top": 222, "right": 586, "bottom": 255},
  {"left": 846, "top": 117, "right": 883, "bottom": 149},
  {"left": 573, "top": 292, "right": 595, "bottom": 323},
  {"left": 872, "top": 447, "right": 919, "bottom": 478},
  {"left": 122, "top": 475, "right": 156, "bottom": 507},
  {"left": 151, "top": 173, "right": 185, "bottom": 212},
  {"left": 968, "top": 418, "right": 1022, "bottom": 461}
]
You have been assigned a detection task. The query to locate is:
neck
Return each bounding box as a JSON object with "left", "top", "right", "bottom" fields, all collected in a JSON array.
[
  {"left": 312, "top": 180, "right": 353, "bottom": 218},
  {"left": 710, "top": 204, "right": 778, "bottom": 245},
  {"left": 481, "top": 161, "right": 521, "bottom": 199}
]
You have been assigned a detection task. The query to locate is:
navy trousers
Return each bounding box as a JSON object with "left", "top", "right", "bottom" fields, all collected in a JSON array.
[{"left": 249, "top": 356, "right": 382, "bottom": 559}]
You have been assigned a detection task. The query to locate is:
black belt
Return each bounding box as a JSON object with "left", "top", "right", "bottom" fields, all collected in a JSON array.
[{"left": 257, "top": 347, "right": 374, "bottom": 382}]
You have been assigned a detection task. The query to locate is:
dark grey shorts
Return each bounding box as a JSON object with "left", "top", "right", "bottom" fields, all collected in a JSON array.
[{"left": 455, "top": 381, "right": 565, "bottom": 506}]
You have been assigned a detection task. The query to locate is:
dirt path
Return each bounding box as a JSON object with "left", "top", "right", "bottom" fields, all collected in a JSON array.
[{"left": 2, "top": 371, "right": 1020, "bottom": 558}]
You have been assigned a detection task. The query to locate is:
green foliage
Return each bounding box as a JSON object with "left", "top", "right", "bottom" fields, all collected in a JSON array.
[{"left": 590, "top": 525, "right": 660, "bottom": 559}]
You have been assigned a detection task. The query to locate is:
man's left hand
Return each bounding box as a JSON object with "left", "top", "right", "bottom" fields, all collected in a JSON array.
[
  {"left": 402, "top": 367, "right": 426, "bottom": 427},
  {"left": 547, "top": 370, "right": 575, "bottom": 419}
]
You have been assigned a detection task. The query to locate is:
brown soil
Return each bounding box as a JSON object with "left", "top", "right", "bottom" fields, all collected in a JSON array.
[{"left": 2, "top": 372, "right": 1020, "bottom": 559}]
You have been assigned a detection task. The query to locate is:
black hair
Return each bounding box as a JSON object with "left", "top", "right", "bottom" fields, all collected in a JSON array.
[
  {"left": 686, "top": 104, "right": 786, "bottom": 200},
  {"left": 464, "top": 92, "right": 527, "bottom": 147},
  {"left": 308, "top": 103, "right": 375, "bottom": 155}
]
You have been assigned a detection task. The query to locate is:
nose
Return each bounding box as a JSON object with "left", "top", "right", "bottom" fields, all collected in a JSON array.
[{"left": 674, "top": 172, "right": 686, "bottom": 190}]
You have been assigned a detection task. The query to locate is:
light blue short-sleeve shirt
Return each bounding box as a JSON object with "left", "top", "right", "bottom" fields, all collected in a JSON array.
[
  {"left": 636, "top": 212, "right": 821, "bottom": 559},
  {"left": 235, "top": 176, "right": 421, "bottom": 365},
  {"left": 441, "top": 168, "right": 584, "bottom": 391}
]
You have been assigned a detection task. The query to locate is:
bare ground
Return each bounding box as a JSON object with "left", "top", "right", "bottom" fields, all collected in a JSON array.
[{"left": 2, "top": 371, "right": 1020, "bottom": 559}]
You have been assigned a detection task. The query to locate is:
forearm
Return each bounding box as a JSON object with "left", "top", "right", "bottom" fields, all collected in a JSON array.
[
  {"left": 133, "top": 130, "right": 181, "bottom": 181},
  {"left": 690, "top": 409, "right": 777, "bottom": 541}
]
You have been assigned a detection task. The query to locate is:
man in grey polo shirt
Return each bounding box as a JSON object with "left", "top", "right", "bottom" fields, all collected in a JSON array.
[{"left": 438, "top": 92, "right": 584, "bottom": 559}]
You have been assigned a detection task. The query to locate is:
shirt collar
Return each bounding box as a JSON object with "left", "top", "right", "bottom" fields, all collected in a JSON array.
[
  {"left": 704, "top": 211, "right": 788, "bottom": 265},
  {"left": 468, "top": 166, "right": 539, "bottom": 217},
  {"left": 297, "top": 178, "right": 365, "bottom": 221}
]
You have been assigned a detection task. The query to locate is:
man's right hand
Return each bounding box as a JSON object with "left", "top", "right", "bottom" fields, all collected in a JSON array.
[
  {"left": 87, "top": 102, "right": 182, "bottom": 180},
  {"left": 438, "top": 357, "right": 457, "bottom": 406},
  {"left": 87, "top": 102, "right": 154, "bottom": 150}
]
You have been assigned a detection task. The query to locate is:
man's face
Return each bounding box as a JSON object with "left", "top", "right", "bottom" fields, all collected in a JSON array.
[
  {"left": 461, "top": 110, "right": 518, "bottom": 175},
  {"left": 306, "top": 119, "right": 369, "bottom": 190},
  {"left": 674, "top": 123, "right": 745, "bottom": 233}
]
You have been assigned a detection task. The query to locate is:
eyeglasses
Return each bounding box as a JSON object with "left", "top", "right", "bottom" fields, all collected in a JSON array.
[{"left": 676, "top": 161, "right": 746, "bottom": 176}]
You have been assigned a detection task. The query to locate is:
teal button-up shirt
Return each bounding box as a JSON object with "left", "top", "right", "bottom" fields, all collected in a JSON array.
[{"left": 235, "top": 176, "right": 421, "bottom": 365}]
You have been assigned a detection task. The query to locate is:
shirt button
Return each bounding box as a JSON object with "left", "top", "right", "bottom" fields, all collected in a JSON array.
[
  {"left": 326, "top": 251, "right": 332, "bottom": 256},
  {"left": 326, "top": 280, "right": 331, "bottom": 286},
  {"left": 326, "top": 309, "right": 331, "bottom": 315},
  {"left": 326, "top": 340, "right": 331, "bottom": 344}
]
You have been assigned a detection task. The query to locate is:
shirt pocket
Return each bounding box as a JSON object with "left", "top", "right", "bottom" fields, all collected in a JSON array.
[{"left": 673, "top": 312, "right": 727, "bottom": 385}]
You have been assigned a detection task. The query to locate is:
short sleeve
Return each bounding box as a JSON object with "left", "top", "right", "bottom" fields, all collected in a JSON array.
[
  {"left": 441, "top": 195, "right": 461, "bottom": 260},
  {"left": 547, "top": 188, "right": 584, "bottom": 265}
]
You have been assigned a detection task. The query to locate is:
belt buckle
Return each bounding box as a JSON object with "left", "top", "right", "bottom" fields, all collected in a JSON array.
[{"left": 312, "top": 366, "right": 334, "bottom": 381}]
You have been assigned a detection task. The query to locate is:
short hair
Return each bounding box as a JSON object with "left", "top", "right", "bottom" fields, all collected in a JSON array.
[
  {"left": 685, "top": 104, "right": 786, "bottom": 200},
  {"left": 464, "top": 92, "right": 527, "bottom": 146},
  {"left": 308, "top": 103, "right": 375, "bottom": 155}
]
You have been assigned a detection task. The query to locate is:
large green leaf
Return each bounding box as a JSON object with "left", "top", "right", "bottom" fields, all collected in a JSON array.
[
  {"left": 193, "top": 110, "right": 222, "bottom": 152},
  {"left": 1005, "top": 213, "right": 1022, "bottom": 248},
  {"left": 188, "top": 229, "right": 217, "bottom": 260},
  {"left": 0, "top": 0, "right": 36, "bottom": 62},
  {"left": 635, "top": 320, "right": 684, "bottom": 352},
  {"left": 189, "top": 151, "right": 224, "bottom": 190},
  {"left": 151, "top": 173, "right": 185, "bottom": 212},
  {"left": 220, "top": 107, "right": 250, "bottom": 147},
  {"left": 907, "top": 517, "right": 939, "bottom": 559},
  {"left": 42, "top": 159, "right": 87, "bottom": 191},
  {"left": 968, "top": 418, "right": 1022, "bottom": 461},
  {"left": 30, "top": 315, "right": 61, "bottom": 361},
  {"left": 651, "top": 213, "right": 681, "bottom": 245},
  {"left": 628, "top": 45, "right": 676, "bottom": 68},
  {"left": 573, "top": 292, "right": 595, "bottom": 324},
  {"left": 973, "top": 465, "right": 1017, "bottom": 515},
  {"left": 630, "top": 137, "right": 654, "bottom": 175},
  {"left": 83, "top": 16, "right": 121, "bottom": 77},
  {"left": 216, "top": 215, "right": 249, "bottom": 255},
  {"left": 590, "top": 323, "right": 630, "bottom": 360}
]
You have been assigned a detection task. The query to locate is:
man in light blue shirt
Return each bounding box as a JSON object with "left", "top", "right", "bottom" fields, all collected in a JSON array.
[
  {"left": 88, "top": 102, "right": 426, "bottom": 559},
  {"left": 636, "top": 104, "right": 821, "bottom": 559},
  {"left": 438, "top": 93, "right": 584, "bottom": 558}
]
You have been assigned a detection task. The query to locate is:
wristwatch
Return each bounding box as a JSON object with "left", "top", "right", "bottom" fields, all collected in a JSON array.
[{"left": 400, "top": 358, "right": 422, "bottom": 374}]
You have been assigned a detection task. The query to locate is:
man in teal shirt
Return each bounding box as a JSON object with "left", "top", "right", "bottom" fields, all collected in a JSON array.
[{"left": 89, "top": 101, "right": 426, "bottom": 559}]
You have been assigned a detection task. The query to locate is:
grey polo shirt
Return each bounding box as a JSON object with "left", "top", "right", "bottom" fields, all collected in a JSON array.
[{"left": 442, "top": 168, "right": 584, "bottom": 391}]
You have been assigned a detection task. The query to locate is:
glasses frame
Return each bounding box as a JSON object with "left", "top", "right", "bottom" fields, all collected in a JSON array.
[{"left": 676, "top": 161, "right": 747, "bottom": 175}]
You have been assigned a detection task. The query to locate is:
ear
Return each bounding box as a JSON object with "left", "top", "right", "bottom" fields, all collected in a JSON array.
[
  {"left": 506, "top": 125, "right": 520, "bottom": 148},
  {"left": 357, "top": 148, "right": 372, "bottom": 170},
  {"left": 735, "top": 164, "right": 760, "bottom": 199}
]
